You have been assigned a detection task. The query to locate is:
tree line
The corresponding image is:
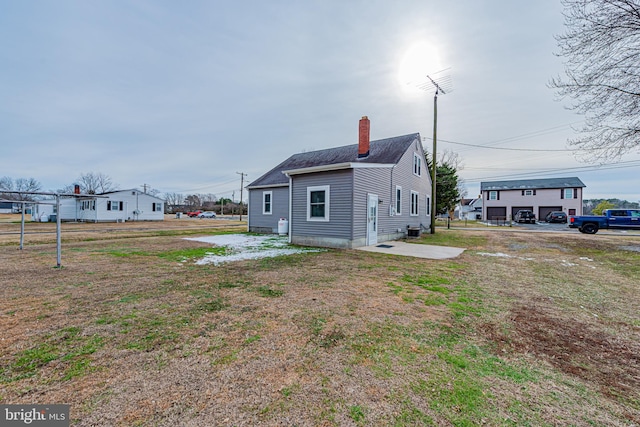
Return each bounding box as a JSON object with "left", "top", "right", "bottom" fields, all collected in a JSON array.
[{"left": 0, "top": 172, "right": 121, "bottom": 201}]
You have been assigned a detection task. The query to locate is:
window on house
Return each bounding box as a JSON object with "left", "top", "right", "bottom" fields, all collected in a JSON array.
[
  {"left": 568, "top": 209, "right": 576, "bottom": 216},
  {"left": 307, "top": 185, "right": 330, "bottom": 221},
  {"left": 563, "top": 188, "right": 574, "bottom": 199},
  {"left": 524, "top": 190, "right": 533, "bottom": 196},
  {"left": 81, "top": 200, "right": 95, "bottom": 211},
  {"left": 152, "top": 203, "right": 162, "bottom": 212},
  {"left": 488, "top": 191, "right": 498, "bottom": 200},
  {"left": 410, "top": 191, "right": 419, "bottom": 216},
  {"left": 263, "top": 191, "right": 272, "bottom": 215},
  {"left": 413, "top": 154, "right": 422, "bottom": 176},
  {"left": 108, "top": 201, "right": 123, "bottom": 211},
  {"left": 426, "top": 195, "right": 431, "bottom": 216},
  {"left": 395, "top": 186, "right": 402, "bottom": 215}
]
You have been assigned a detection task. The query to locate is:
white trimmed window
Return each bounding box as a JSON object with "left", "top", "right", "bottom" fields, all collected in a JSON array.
[
  {"left": 307, "top": 185, "right": 330, "bottom": 221},
  {"left": 413, "top": 154, "right": 422, "bottom": 177},
  {"left": 564, "top": 188, "right": 574, "bottom": 199},
  {"left": 426, "top": 196, "right": 431, "bottom": 216},
  {"left": 262, "top": 191, "right": 272, "bottom": 215},
  {"left": 395, "top": 186, "right": 402, "bottom": 215},
  {"left": 152, "top": 202, "right": 162, "bottom": 212},
  {"left": 488, "top": 191, "right": 498, "bottom": 201},
  {"left": 107, "top": 201, "right": 123, "bottom": 211},
  {"left": 410, "top": 191, "right": 419, "bottom": 216},
  {"left": 524, "top": 190, "right": 533, "bottom": 196}
]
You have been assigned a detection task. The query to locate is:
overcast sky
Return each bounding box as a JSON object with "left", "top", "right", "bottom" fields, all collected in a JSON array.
[{"left": 2, "top": 1, "right": 639, "bottom": 201}]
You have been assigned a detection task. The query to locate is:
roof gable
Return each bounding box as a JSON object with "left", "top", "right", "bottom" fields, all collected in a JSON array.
[
  {"left": 480, "top": 177, "right": 586, "bottom": 191},
  {"left": 248, "top": 133, "right": 420, "bottom": 188}
]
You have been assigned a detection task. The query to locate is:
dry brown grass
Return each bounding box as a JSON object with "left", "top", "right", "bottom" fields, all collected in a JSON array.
[{"left": 1, "top": 217, "right": 639, "bottom": 426}]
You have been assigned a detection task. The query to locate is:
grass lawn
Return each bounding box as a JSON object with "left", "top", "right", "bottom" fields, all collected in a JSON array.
[{"left": 1, "top": 219, "right": 639, "bottom": 426}]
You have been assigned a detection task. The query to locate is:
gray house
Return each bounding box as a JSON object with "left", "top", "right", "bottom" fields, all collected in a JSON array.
[{"left": 247, "top": 117, "right": 433, "bottom": 248}]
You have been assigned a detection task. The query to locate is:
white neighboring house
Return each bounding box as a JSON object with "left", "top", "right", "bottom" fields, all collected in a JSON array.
[
  {"left": 52, "top": 189, "right": 165, "bottom": 222},
  {"left": 455, "top": 198, "right": 483, "bottom": 220}
]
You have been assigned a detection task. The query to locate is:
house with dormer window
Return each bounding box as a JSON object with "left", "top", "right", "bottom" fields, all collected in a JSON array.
[
  {"left": 481, "top": 177, "right": 585, "bottom": 221},
  {"left": 246, "top": 117, "right": 433, "bottom": 248}
]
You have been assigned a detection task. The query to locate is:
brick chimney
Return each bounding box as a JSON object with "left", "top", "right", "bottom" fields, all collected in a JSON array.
[
  {"left": 358, "top": 116, "right": 370, "bottom": 159},
  {"left": 74, "top": 184, "right": 80, "bottom": 194}
]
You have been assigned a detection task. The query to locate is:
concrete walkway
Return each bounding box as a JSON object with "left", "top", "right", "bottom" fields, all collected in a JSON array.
[{"left": 355, "top": 241, "right": 465, "bottom": 259}]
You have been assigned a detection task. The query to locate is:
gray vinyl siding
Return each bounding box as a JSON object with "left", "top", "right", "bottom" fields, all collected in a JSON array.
[
  {"left": 352, "top": 167, "right": 392, "bottom": 240},
  {"left": 248, "top": 186, "right": 289, "bottom": 233},
  {"left": 389, "top": 141, "right": 431, "bottom": 229},
  {"left": 290, "top": 169, "right": 353, "bottom": 242},
  {"left": 351, "top": 143, "right": 431, "bottom": 243}
]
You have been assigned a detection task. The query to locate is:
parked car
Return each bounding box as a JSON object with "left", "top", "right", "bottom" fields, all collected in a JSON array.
[
  {"left": 197, "top": 211, "right": 216, "bottom": 218},
  {"left": 514, "top": 210, "right": 536, "bottom": 224},
  {"left": 569, "top": 209, "right": 640, "bottom": 234},
  {"left": 545, "top": 211, "right": 567, "bottom": 223},
  {"left": 187, "top": 210, "right": 202, "bottom": 217}
]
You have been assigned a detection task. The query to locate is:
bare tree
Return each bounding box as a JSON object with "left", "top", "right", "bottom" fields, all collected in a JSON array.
[
  {"left": 163, "top": 192, "right": 185, "bottom": 206},
  {"left": 550, "top": 0, "right": 640, "bottom": 161},
  {"left": 0, "top": 176, "right": 42, "bottom": 200},
  {"left": 0, "top": 176, "right": 13, "bottom": 193},
  {"left": 76, "top": 172, "right": 118, "bottom": 194},
  {"left": 185, "top": 194, "right": 201, "bottom": 209}
]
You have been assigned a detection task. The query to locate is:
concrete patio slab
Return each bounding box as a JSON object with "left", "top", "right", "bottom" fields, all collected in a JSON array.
[{"left": 355, "top": 241, "right": 465, "bottom": 259}]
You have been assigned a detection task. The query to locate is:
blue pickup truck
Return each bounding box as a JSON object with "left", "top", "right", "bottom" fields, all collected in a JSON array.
[{"left": 569, "top": 209, "right": 640, "bottom": 234}]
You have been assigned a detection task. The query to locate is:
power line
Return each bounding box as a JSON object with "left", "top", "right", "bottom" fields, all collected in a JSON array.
[
  {"left": 440, "top": 139, "right": 575, "bottom": 152},
  {"left": 463, "top": 159, "right": 640, "bottom": 183},
  {"left": 435, "top": 121, "right": 588, "bottom": 153},
  {"left": 167, "top": 178, "right": 239, "bottom": 194}
]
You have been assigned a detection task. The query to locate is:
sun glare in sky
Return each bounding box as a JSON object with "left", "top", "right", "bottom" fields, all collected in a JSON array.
[{"left": 398, "top": 42, "right": 443, "bottom": 93}]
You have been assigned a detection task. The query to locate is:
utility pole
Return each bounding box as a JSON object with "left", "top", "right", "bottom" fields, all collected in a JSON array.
[
  {"left": 236, "top": 172, "right": 247, "bottom": 221},
  {"left": 431, "top": 82, "right": 438, "bottom": 235},
  {"left": 416, "top": 71, "right": 452, "bottom": 234},
  {"left": 141, "top": 183, "right": 149, "bottom": 193}
]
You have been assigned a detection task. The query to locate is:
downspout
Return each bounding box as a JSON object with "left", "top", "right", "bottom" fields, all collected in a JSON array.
[
  {"left": 246, "top": 192, "right": 250, "bottom": 232},
  {"left": 390, "top": 163, "right": 396, "bottom": 215},
  {"left": 287, "top": 174, "right": 293, "bottom": 244}
]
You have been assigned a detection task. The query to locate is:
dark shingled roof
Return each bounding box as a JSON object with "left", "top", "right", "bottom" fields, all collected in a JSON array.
[
  {"left": 480, "top": 177, "right": 586, "bottom": 191},
  {"left": 247, "top": 133, "right": 420, "bottom": 188}
]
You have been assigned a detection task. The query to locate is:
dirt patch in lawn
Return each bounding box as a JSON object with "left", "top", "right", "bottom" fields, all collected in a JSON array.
[{"left": 481, "top": 305, "right": 640, "bottom": 403}]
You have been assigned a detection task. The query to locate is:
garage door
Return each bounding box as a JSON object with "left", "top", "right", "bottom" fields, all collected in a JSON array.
[
  {"left": 539, "top": 206, "right": 562, "bottom": 221},
  {"left": 511, "top": 206, "right": 533, "bottom": 219},
  {"left": 486, "top": 207, "right": 507, "bottom": 220}
]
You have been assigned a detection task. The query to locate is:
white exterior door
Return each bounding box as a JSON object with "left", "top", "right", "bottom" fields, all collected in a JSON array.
[{"left": 366, "top": 194, "right": 378, "bottom": 246}]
